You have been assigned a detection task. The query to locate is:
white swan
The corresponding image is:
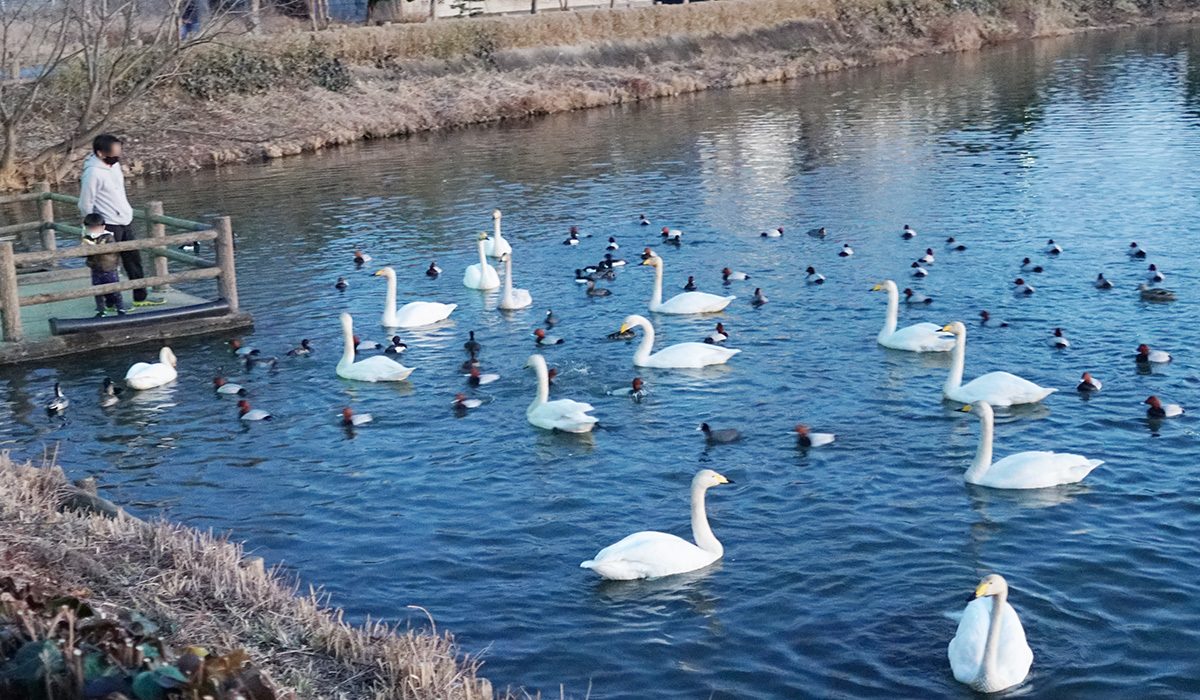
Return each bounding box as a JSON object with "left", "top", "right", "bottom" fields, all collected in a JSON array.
[
  {"left": 948, "top": 574, "right": 1034, "bottom": 693},
  {"left": 941, "top": 322, "right": 1056, "bottom": 406},
  {"left": 581, "top": 469, "right": 731, "bottom": 580},
  {"left": 463, "top": 232, "right": 500, "bottom": 290},
  {"left": 125, "top": 347, "right": 177, "bottom": 390},
  {"left": 336, "top": 313, "right": 413, "bottom": 382},
  {"left": 619, "top": 314, "right": 740, "bottom": 368},
  {"left": 482, "top": 209, "right": 511, "bottom": 258},
  {"left": 374, "top": 267, "right": 456, "bottom": 328},
  {"left": 498, "top": 252, "right": 532, "bottom": 310},
  {"left": 871, "top": 281, "right": 954, "bottom": 352},
  {"left": 961, "top": 401, "right": 1102, "bottom": 488},
  {"left": 642, "top": 256, "right": 734, "bottom": 314},
  {"left": 525, "top": 354, "right": 597, "bottom": 433}
]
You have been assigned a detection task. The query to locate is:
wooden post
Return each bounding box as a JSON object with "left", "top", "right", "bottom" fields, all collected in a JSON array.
[
  {"left": 429, "top": 0, "right": 437, "bottom": 21},
  {"left": 530, "top": 0, "right": 537, "bottom": 13},
  {"left": 0, "top": 242, "right": 22, "bottom": 342},
  {"left": 36, "top": 182, "right": 56, "bottom": 265},
  {"left": 146, "top": 201, "right": 171, "bottom": 290},
  {"left": 213, "top": 216, "right": 239, "bottom": 312}
]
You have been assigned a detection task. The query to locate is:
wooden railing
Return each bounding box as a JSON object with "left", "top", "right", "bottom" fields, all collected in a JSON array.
[{"left": 0, "top": 182, "right": 240, "bottom": 343}]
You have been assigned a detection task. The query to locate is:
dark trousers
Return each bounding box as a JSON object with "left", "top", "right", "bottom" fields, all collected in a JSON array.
[
  {"left": 91, "top": 268, "right": 126, "bottom": 311},
  {"left": 105, "top": 223, "right": 147, "bottom": 302}
]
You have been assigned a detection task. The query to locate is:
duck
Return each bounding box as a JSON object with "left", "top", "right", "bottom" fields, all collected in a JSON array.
[
  {"left": 383, "top": 336, "right": 407, "bottom": 355},
  {"left": 838, "top": 244, "right": 854, "bottom": 258},
  {"left": 467, "top": 366, "right": 499, "bottom": 386},
  {"left": 761, "top": 227, "right": 783, "bottom": 238},
  {"left": 335, "top": 277, "right": 349, "bottom": 291},
  {"left": 698, "top": 423, "right": 739, "bottom": 444},
  {"left": 607, "top": 326, "right": 635, "bottom": 341},
  {"left": 1138, "top": 284, "right": 1175, "bottom": 302},
  {"left": 602, "top": 253, "right": 626, "bottom": 267},
  {"left": 1044, "top": 239, "right": 1063, "bottom": 255},
  {"left": 426, "top": 262, "right": 441, "bottom": 278},
  {"left": 337, "top": 313, "right": 413, "bottom": 382},
  {"left": 585, "top": 280, "right": 611, "bottom": 297},
  {"left": 534, "top": 329, "right": 563, "bottom": 346},
  {"left": 1019, "top": 258, "right": 1043, "bottom": 273},
  {"left": 353, "top": 251, "right": 371, "bottom": 266},
  {"left": 960, "top": 401, "right": 1100, "bottom": 487},
  {"left": 524, "top": 354, "right": 596, "bottom": 433},
  {"left": 341, "top": 408, "right": 372, "bottom": 427},
  {"left": 1012, "top": 278, "right": 1034, "bottom": 295},
  {"left": 574, "top": 269, "right": 592, "bottom": 284},
  {"left": 806, "top": 267, "right": 825, "bottom": 284},
  {"left": 607, "top": 237, "right": 620, "bottom": 250},
  {"left": 463, "top": 331, "right": 482, "bottom": 354},
  {"left": 751, "top": 288, "right": 768, "bottom": 306},
  {"left": 643, "top": 257, "right": 735, "bottom": 314},
  {"left": 544, "top": 309, "right": 560, "bottom": 327},
  {"left": 453, "top": 394, "right": 483, "bottom": 415},
  {"left": 1147, "top": 264, "right": 1165, "bottom": 283},
  {"left": 945, "top": 237, "right": 966, "bottom": 251},
  {"left": 871, "top": 281, "right": 954, "bottom": 352},
  {"left": 903, "top": 288, "right": 932, "bottom": 305},
  {"left": 940, "top": 323, "right": 1056, "bottom": 406},
  {"left": 1077, "top": 372, "right": 1101, "bottom": 392},
  {"left": 100, "top": 378, "right": 122, "bottom": 407},
  {"left": 807, "top": 227, "right": 827, "bottom": 238},
  {"left": 979, "top": 311, "right": 1009, "bottom": 327},
  {"left": 231, "top": 340, "right": 257, "bottom": 357},
  {"left": 1136, "top": 344, "right": 1171, "bottom": 363},
  {"left": 901, "top": 225, "right": 916, "bottom": 239},
  {"left": 374, "top": 267, "right": 457, "bottom": 327},
  {"left": 461, "top": 352, "right": 480, "bottom": 372},
  {"left": 617, "top": 314, "right": 740, "bottom": 368},
  {"left": 125, "top": 347, "right": 178, "bottom": 390},
  {"left": 563, "top": 228, "right": 580, "bottom": 246},
  {"left": 704, "top": 323, "right": 728, "bottom": 344},
  {"left": 482, "top": 210, "right": 511, "bottom": 258},
  {"left": 639, "top": 215, "right": 651, "bottom": 226},
  {"left": 911, "top": 262, "right": 929, "bottom": 278},
  {"left": 353, "top": 335, "right": 382, "bottom": 352},
  {"left": 1128, "top": 242, "right": 1147, "bottom": 258},
  {"left": 498, "top": 252, "right": 533, "bottom": 310},
  {"left": 463, "top": 232, "right": 501, "bottom": 290},
  {"left": 722, "top": 267, "right": 750, "bottom": 282},
  {"left": 213, "top": 377, "right": 246, "bottom": 396},
  {"left": 948, "top": 574, "right": 1034, "bottom": 693},
  {"left": 1094, "top": 273, "right": 1113, "bottom": 290},
  {"left": 610, "top": 378, "right": 648, "bottom": 401},
  {"left": 661, "top": 226, "right": 683, "bottom": 242},
  {"left": 794, "top": 424, "right": 835, "bottom": 448},
  {"left": 45, "top": 382, "right": 68, "bottom": 414},
  {"left": 581, "top": 469, "right": 731, "bottom": 580},
  {"left": 237, "top": 400, "right": 271, "bottom": 421},
  {"left": 1049, "top": 328, "right": 1070, "bottom": 348},
  {"left": 918, "top": 249, "right": 934, "bottom": 264},
  {"left": 1145, "top": 396, "right": 1184, "bottom": 418},
  {"left": 641, "top": 247, "right": 658, "bottom": 261},
  {"left": 287, "top": 339, "right": 313, "bottom": 356},
  {"left": 683, "top": 276, "right": 697, "bottom": 291}
]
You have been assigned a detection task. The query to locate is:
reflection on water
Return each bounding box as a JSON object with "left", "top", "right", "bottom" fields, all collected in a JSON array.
[{"left": 2, "top": 23, "right": 1200, "bottom": 700}]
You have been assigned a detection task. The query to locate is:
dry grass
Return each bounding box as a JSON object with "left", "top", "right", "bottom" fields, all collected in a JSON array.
[{"left": 0, "top": 454, "right": 515, "bottom": 700}]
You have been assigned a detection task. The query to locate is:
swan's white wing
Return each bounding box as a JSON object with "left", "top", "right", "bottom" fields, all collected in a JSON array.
[
  {"left": 582, "top": 531, "right": 715, "bottom": 580},
  {"left": 974, "top": 451, "right": 1102, "bottom": 489},
  {"left": 657, "top": 292, "right": 735, "bottom": 314},
  {"left": 882, "top": 324, "right": 955, "bottom": 352},
  {"left": 124, "top": 362, "right": 152, "bottom": 379},
  {"left": 339, "top": 355, "right": 413, "bottom": 382},
  {"left": 955, "top": 371, "right": 1055, "bottom": 406},
  {"left": 393, "top": 301, "right": 456, "bottom": 327},
  {"left": 948, "top": 597, "right": 991, "bottom": 683},
  {"left": 646, "top": 342, "right": 740, "bottom": 368},
  {"left": 528, "top": 399, "right": 597, "bottom": 433}
]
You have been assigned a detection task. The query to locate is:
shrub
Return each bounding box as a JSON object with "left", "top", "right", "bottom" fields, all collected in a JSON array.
[{"left": 177, "top": 43, "right": 351, "bottom": 100}]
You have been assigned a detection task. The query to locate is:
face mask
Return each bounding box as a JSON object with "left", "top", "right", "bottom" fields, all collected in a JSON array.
[{"left": 102, "top": 155, "right": 120, "bottom": 165}]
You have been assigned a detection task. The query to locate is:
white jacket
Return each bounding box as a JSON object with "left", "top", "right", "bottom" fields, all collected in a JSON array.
[{"left": 78, "top": 154, "right": 133, "bottom": 226}]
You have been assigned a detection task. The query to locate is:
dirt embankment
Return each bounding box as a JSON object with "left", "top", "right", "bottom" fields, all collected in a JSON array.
[{"left": 19, "top": 0, "right": 1200, "bottom": 180}]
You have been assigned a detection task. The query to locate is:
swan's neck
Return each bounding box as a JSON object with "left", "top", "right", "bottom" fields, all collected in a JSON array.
[
  {"left": 649, "top": 263, "right": 663, "bottom": 310},
  {"left": 493, "top": 216, "right": 504, "bottom": 245},
  {"left": 879, "top": 285, "right": 899, "bottom": 339},
  {"left": 633, "top": 318, "right": 654, "bottom": 364},
  {"left": 477, "top": 240, "right": 488, "bottom": 268},
  {"left": 979, "top": 592, "right": 1006, "bottom": 686},
  {"left": 944, "top": 332, "right": 966, "bottom": 394},
  {"left": 964, "top": 410, "right": 994, "bottom": 483},
  {"left": 383, "top": 273, "right": 398, "bottom": 323},
  {"left": 530, "top": 360, "right": 549, "bottom": 408},
  {"left": 339, "top": 324, "right": 355, "bottom": 370},
  {"left": 690, "top": 483, "right": 722, "bottom": 557},
  {"left": 502, "top": 256, "right": 513, "bottom": 300}
]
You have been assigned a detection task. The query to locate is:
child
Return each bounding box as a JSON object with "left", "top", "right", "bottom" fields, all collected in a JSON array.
[{"left": 82, "top": 213, "right": 127, "bottom": 317}]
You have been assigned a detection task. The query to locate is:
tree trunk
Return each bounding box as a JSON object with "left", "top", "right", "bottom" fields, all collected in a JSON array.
[{"left": 0, "top": 123, "right": 22, "bottom": 191}]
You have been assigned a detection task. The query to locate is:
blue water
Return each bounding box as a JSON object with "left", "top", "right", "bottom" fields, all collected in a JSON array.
[{"left": 4, "top": 25, "right": 1200, "bottom": 699}]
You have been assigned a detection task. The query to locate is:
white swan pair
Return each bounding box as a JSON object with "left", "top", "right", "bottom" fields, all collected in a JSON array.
[
  {"left": 463, "top": 232, "right": 501, "bottom": 290},
  {"left": 125, "top": 347, "right": 177, "bottom": 390},
  {"left": 581, "top": 469, "right": 731, "bottom": 580},
  {"left": 961, "top": 401, "right": 1102, "bottom": 488},
  {"left": 618, "top": 315, "right": 740, "bottom": 368},
  {"left": 525, "top": 354, "right": 596, "bottom": 432},
  {"left": 337, "top": 313, "right": 413, "bottom": 381},
  {"left": 941, "top": 322, "right": 1055, "bottom": 406},
  {"left": 871, "top": 280, "right": 953, "bottom": 352},
  {"left": 949, "top": 574, "right": 1033, "bottom": 693},
  {"left": 642, "top": 256, "right": 734, "bottom": 314},
  {"left": 374, "top": 267, "right": 456, "bottom": 327}
]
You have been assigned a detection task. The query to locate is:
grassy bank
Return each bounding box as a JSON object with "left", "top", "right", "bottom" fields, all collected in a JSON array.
[
  {"left": 0, "top": 455, "right": 504, "bottom": 700},
  {"left": 16, "top": 0, "right": 1200, "bottom": 179}
]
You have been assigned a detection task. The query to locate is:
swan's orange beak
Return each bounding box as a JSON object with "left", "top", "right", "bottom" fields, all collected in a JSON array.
[
  {"left": 870, "top": 283, "right": 883, "bottom": 291},
  {"left": 618, "top": 323, "right": 629, "bottom": 334},
  {"left": 973, "top": 581, "right": 990, "bottom": 598},
  {"left": 940, "top": 324, "right": 955, "bottom": 332},
  {"left": 715, "top": 473, "right": 731, "bottom": 484},
  {"left": 959, "top": 405, "right": 972, "bottom": 413},
  {"left": 373, "top": 270, "right": 384, "bottom": 276}
]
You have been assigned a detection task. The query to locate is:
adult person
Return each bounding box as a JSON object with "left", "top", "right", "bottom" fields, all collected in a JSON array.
[{"left": 77, "top": 134, "right": 163, "bottom": 306}]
